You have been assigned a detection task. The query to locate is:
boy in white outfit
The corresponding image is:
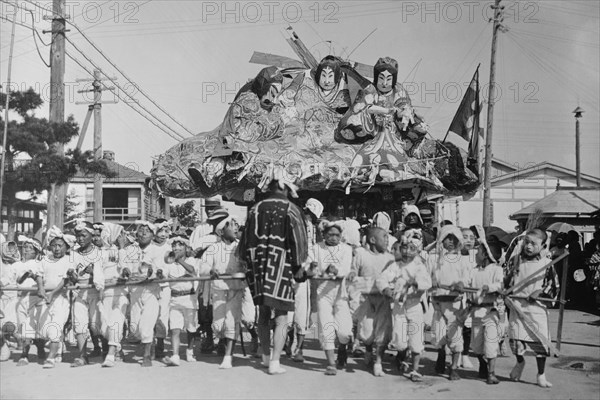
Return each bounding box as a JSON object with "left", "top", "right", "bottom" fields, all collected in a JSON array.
[
  {"left": 506, "top": 228, "right": 556, "bottom": 388},
  {"left": 427, "top": 225, "right": 471, "bottom": 380},
  {"left": 347, "top": 227, "right": 395, "bottom": 377},
  {"left": 200, "top": 217, "right": 247, "bottom": 369},
  {"left": 377, "top": 229, "right": 431, "bottom": 382},
  {"left": 37, "top": 227, "right": 78, "bottom": 368},
  {"left": 459, "top": 227, "right": 478, "bottom": 370},
  {"left": 92, "top": 223, "right": 127, "bottom": 368},
  {"left": 152, "top": 219, "right": 173, "bottom": 360},
  {"left": 118, "top": 221, "right": 165, "bottom": 367},
  {"left": 309, "top": 220, "right": 353, "bottom": 376},
  {"left": 12, "top": 238, "right": 45, "bottom": 365},
  {"left": 1, "top": 241, "right": 22, "bottom": 362},
  {"left": 469, "top": 237, "right": 504, "bottom": 384},
  {"left": 70, "top": 220, "right": 105, "bottom": 368},
  {"left": 163, "top": 236, "right": 200, "bottom": 366}
]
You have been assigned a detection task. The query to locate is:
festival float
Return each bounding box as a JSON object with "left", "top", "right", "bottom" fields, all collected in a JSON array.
[{"left": 150, "top": 29, "right": 481, "bottom": 221}]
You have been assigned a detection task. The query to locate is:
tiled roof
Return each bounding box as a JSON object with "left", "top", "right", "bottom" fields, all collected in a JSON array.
[
  {"left": 510, "top": 187, "right": 600, "bottom": 219},
  {"left": 492, "top": 161, "right": 600, "bottom": 184},
  {"left": 71, "top": 160, "right": 149, "bottom": 184}
]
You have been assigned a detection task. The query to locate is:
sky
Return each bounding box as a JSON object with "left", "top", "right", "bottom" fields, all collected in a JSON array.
[{"left": 1, "top": 0, "right": 599, "bottom": 191}]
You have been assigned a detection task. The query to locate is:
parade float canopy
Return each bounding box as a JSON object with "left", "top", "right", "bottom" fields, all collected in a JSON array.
[{"left": 151, "top": 32, "right": 480, "bottom": 204}]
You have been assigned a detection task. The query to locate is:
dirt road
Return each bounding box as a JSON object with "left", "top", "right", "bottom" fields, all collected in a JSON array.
[{"left": 1, "top": 309, "right": 598, "bottom": 400}]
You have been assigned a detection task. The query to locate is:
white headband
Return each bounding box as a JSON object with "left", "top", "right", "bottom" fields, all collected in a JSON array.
[
  {"left": 18, "top": 235, "right": 43, "bottom": 253},
  {"left": 135, "top": 220, "right": 157, "bottom": 234},
  {"left": 46, "top": 226, "right": 76, "bottom": 248},
  {"left": 169, "top": 236, "right": 190, "bottom": 246},
  {"left": 155, "top": 220, "right": 173, "bottom": 231},
  {"left": 215, "top": 216, "right": 236, "bottom": 237},
  {"left": 318, "top": 220, "right": 344, "bottom": 234},
  {"left": 74, "top": 219, "right": 95, "bottom": 234}
]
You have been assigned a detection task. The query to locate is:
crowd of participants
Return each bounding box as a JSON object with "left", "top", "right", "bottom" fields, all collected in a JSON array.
[{"left": 0, "top": 184, "right": 568, "bottom": 389}]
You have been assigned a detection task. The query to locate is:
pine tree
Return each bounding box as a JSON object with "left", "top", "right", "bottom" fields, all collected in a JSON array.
[
  {"left": 1, "top": 88, "right": 113, "bottom": 240},
  {"left": 172, "top": 200, "right": 199, "bottom": 229}
]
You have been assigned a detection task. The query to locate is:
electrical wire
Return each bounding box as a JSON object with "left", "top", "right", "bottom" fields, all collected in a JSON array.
[
  {"left": 28, "top": 10, "right": 50, "bottom": 67},
  {"left": 0, "top": 11, "right": 191, "bottom": 143},
  {"left": 1, "top": 1, "right": 190, "bottom": 142},
  {"left": 66, "top": 50, "right": 185, "bottom": 143},
  {"left": 23, "top": 0, "right": 193, "bottom": 137}
]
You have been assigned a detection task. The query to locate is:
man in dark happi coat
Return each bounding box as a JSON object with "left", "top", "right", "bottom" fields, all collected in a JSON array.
[{"left": 239, "top": 173, "right": 308, "bottom": 375}]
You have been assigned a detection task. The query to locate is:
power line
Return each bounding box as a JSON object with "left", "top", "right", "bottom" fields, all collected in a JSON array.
[
  {"left": 505, "top": 31, "right": 598, "bottom": 105},
  {"left": 27, "top": 9, "right": 50, "bottom": 67},
  {"left": 66, "top": 51, "right": 186, "bottom": 143},
  {"left": 22, "top": 0, "right": 194, "bottom": 137},
  {"left": 0, "top": 11, "right": 190, "bottom": 143},
  {"left": 65, "top": 38, "right": 187, "bottom": 141},
  {"left": 0, "top": 1, "right": 189, "bottom": 142}
]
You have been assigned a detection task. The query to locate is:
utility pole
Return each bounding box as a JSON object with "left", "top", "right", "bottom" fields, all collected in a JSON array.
[
  {"left": 482, "top": 0, "right": 504, "bottom": 227},
  {"left": 76, "top": 69, "right": 116, "bottom": 221},
  {"left": 573, "top": 107, "right": 584, "bottom": 188},
  {"left": 0, "top": 1, "right": 17, "bottom": 230},
  {"left": 46, "top": 0, "right": 67, "bottom": 230}
]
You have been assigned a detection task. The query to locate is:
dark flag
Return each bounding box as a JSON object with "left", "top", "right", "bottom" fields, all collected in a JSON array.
[{"left": 444, "top": 67, "right": 481, "bottom": 177}]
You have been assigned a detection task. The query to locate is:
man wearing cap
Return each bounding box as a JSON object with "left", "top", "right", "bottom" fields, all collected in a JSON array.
[
  {"left": 117, "top": 220, "right": 165, "bottom": 367},
  {"left": 239, "top": 175, "right": 309, "bottom": 375},
  {"left": 189, "top": 198, "right": 222, "bottom": 247}
]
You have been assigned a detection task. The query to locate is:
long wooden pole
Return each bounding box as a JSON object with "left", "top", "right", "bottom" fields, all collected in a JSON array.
[
  {"left": 75, "top": 106, "right": 93, "bottom": 151},
  {"left": 482, "top": 0, "right": 502, "bottom": 227},
  {"left": 92, "top": 69, "right": 103, "bottom": 222},
  {"left": 47, "top": 0, "right": 67, "bottom": 229},
  {"left": 0, "top": 0, "right": 17, "bottom": 226},
  {"left": 575, "top": 114, "right": 581, "bottom": 187},
  {"left": 556, "top": 257, "right": 569, "bottom": 351}
]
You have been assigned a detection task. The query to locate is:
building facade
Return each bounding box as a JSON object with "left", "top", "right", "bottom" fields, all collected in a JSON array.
[
  {"left": 68, "top": 151, "right": 168, "bottom": 226},
  {"left": 439, "top": 159, "right": 600, "bottom": 231}
]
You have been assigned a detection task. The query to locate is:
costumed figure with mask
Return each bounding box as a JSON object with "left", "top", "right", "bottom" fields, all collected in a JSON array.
[
  {"left": 279, "top": 56, "right": 353, "bottom": 162},
  {"left": 335, "top": 57, "right": 429, "bottom": 184},
  {"left": 154, "top": 66, "right": 288, "bottom": 199}
]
